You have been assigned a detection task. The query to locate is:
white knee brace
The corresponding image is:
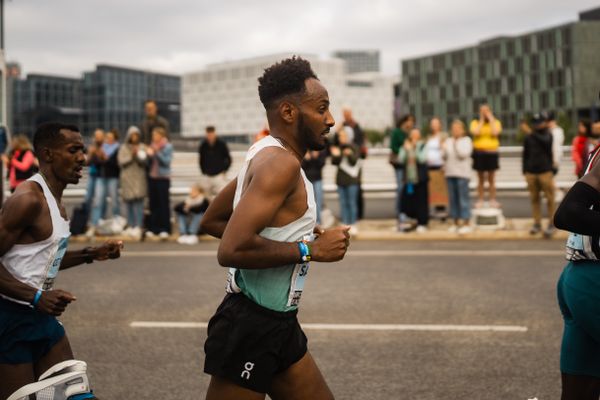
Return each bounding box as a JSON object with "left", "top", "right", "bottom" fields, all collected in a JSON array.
[{"left": 8, "top": 360, "right": 91, "bottom": 400}]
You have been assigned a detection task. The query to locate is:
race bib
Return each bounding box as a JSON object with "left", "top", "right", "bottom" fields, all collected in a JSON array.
[
  {"left": 287, "top": 262, "right": 309, "bottom": 307},
  {"left": 286, "top": 233, "right": 315, "bottom": 307},
  {"left": 565, "top": 233, "right": 596, "bottom": 261},
  {"left": 43, "top": 237, "right": 69, "bottom": 290}
]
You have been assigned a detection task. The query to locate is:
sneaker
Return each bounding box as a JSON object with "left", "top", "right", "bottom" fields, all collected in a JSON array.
[
  {"left": 177, "top": 235, "right": 188, "bottom": 244},
  {"left": 159, "top": 231, "right": 170, "bottom": 240},
  {"left": 543, "top": 226, "right": 556, "bottom": 239},
  {"left": 416, "top": 225, "right": 428, "bottom": 234},
  {"left": 85, "top": 227, "right": 95, "bottom": 238},
  {"left": 130, "top": 227, "right": 142, "bottom": 240},
  {"left": 447, "top": 225, "right": 458, "bottom": 233},
  {"left": 529, "top": 224, "right": 542, "bottom": 235},
  {"left": 145, "top": 231, "right": 156, "bottom": 239},
  {"left": 186, "top": 235, "right": 199, "bottom": 245},
  {"left": 458, "top": 226, "right": 473, "bottom": 235},
  {"left": 348, "top": 225, "right": 359, "bottom": 236}
]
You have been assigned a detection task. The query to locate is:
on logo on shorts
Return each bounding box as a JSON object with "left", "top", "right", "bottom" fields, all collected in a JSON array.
[{"left": 241, "top": 362, "right": 254, "bottom": 380}]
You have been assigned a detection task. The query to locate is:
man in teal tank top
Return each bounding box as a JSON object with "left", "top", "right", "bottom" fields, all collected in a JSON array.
[{"left": 201, "top": 57, "right": 350, "bottom": 400}]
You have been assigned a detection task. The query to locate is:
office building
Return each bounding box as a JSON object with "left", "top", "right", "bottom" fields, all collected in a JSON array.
[
  {"left": 82, "top": 64, "right": 180, "bottom": 136},
  {"left": 182, "top": 53, "right": 395, "bottom": 141},
  {"left": 400, "top": 7, "right": 600, "bottom": 138},
  {"left": 333, "top": 50, "right": 380, "bottom": 74}
]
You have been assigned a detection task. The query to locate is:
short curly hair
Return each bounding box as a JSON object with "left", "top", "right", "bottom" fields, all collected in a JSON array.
[{"left": 258, "top": 56, "right": 318, "bottom": 110}]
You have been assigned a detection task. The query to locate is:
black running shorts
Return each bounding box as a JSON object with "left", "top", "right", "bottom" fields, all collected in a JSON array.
[{"left": 204, "top": 293, "right": 308, "bottom": 393}]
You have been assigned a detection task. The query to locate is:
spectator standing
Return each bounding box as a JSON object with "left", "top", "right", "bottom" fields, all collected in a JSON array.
[
  {"left": 444, "top": 120, "right": 473, "bottom": 234},
  {"left": 523, "top": 114, "right": 556, "bottom": 238},
  {"left": 198, "top": 125, "right": 231, "bottom": 199},
  {"left": 389, "top": 114, "right": 414, "bottom": 231},
  {"left": 2, "top": 134, "right": 37, "bottom": 193},
  {"left": 301, "top": 148, "right": 327, "bottom": 224},
  {"left": 0, "top": 126, "right": 8, "bottom": 205},
  {"left": 331, "top": 127, "right": 361, "bottom": 235},
  {"left": 140, "top": 99, "right": 170, "bottom": 145},
  {"left": 146, "top": 127, "right": 173, "bottom": 239},
  {"left": 425, "top": 117, "right": 449, "bottom": 217},
  {"left": 470, "top": 104, "right": 502, "bottom": 208},
  {"left": 118, "top": 126, "right": 148, "bottom": 240},
  {"left": 343, "top": 107, "right": 367, "bottom": 220},
  {"left": 84, "top": 129, "right": 105, "bottom": 210},
  {"left": 572, "top": 119, "right": 592, "bottom": 178},
  {"left": 398, "top": 128, "right": 429, "bottom": 232},
  {"left": 175, "top": 183, "right": 209, "bottom": 245},
  {"left": 89, "top": 129, "right": 122, "bottom": 235},
  {"left": 547, "top": 111, "right": 565, "bottom": 174}
]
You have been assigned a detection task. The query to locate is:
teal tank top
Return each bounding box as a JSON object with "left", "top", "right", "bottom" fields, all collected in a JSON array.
[{"left": 225, "top": 136, "right": 317, "bottom": 312}]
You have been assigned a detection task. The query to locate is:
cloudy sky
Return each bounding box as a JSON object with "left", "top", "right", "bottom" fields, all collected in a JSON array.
[{"left": 4, "top": 0, "right": 599, "bottom": 78}]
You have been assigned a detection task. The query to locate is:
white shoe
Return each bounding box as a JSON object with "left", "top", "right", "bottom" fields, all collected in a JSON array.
[
  {"left": 130, "top": 227, "right": 142, "bottom": 239},
  {"left": 145, "top": 231, "right": 156, "bottom": 239},
  {"left": 84, "top": 227, "right": 95, "bottom": 238},
  {"left": 457, "top": 226, "right": 473, "bottom": 234},
  {"left": 159, "top": 231, "right": 170, "bottom": 240},
  {"left": 447, "top": 225, "right": 458, "bottom": 233},
  {"left": 177, "top": 235, "right": 188, "bottom": 244},
  {"left": 416, "top": 225, "right": 428, "bottom": 233},
  {"left": 186, "top": 235, "right": 198, "bottom": 245},
  {"left": 348, "top": 225, "right": 359, "bottom": 236}
]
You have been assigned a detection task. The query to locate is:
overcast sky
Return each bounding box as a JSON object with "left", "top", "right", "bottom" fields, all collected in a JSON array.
[{"left": 4, "top": 0, "right": 599, "bottom": 78}]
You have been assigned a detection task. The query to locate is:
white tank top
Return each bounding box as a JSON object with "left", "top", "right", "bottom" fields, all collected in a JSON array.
[
  {"left": 226, "top": 135, "right": 317, "bottom": 311},
  {"left": 1, "top": 174, "right": 71, "bottom": 305}
]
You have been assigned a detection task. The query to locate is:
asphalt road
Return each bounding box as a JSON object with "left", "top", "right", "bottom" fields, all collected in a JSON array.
[{"left": 51, "top": 239, "right": 567, "bottom": 400}]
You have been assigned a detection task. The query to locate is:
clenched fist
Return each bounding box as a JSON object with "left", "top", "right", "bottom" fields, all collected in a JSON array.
[{"left": 310, "top": 226, "right": 351, "bottom": 262}]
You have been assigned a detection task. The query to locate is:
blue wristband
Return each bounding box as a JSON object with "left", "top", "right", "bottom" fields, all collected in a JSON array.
[
  {"left": 32, "top": 289, "right": 42, "bottom": 308},
  {"left": 297, "top": 241, "right": 311, "bottom": 263}
]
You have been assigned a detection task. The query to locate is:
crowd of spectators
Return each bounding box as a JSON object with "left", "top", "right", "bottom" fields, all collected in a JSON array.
[{"left": 1, "top": 101, "right": 598, "bottom": 241}]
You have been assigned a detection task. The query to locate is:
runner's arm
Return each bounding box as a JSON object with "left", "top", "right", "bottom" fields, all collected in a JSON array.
[
  {"left": 200, "top": 178, "right": 236, "bottom": 238},
  {"left": 555, "top": 160, "right": 600, "bottom": 235},
  {"left": 60, "top": 240, "right": 123, "bottom": 270},
  {"left": 0, "top": 189, "right": 43, "bottom": 302},
  {"left": 217, "top": 152, "right": 305, "bottom": 269}
]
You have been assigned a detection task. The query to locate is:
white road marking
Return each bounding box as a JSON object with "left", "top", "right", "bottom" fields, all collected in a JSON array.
[
  {"left": 122, "top": 250, "right": 563, "bottom": 258},
  {"left": 130, "top": 321, "right": 527, "bottom": 332}
]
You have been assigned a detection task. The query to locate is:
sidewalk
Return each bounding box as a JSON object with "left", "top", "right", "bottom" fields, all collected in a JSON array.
[{"left": 72, "top": 218, "right": 568, "bottom": 243}]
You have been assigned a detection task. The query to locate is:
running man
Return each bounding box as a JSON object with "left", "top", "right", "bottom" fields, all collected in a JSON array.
[
  {"left": 554, "top": 129, "right": 600, "bottom": 399},
  {"left": 200, "top": 57, "right": 350, "bottom": 400},
  {"left": 0, "top": 122, "right": 123, "bottom": 399}
]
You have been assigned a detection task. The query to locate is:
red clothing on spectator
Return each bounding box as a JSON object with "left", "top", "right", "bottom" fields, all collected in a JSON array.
[
  {"left": 8, "top": 149, "right": 35, "bottom": 190},
  {"left": 572, "top": 135, "right": 588, "bottom": 178}
]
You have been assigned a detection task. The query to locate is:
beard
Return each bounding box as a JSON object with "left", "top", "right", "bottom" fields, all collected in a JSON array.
[{"left": 298, "top": 113, "right": 326, "bottom": 151}]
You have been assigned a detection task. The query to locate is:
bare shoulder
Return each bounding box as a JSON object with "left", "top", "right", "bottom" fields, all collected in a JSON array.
[
  {"left": 0, "top": 182, "right": 43, "bottom": 227},
  {"left": 249, "top": 146, "right": 301, "bottom": 189}
]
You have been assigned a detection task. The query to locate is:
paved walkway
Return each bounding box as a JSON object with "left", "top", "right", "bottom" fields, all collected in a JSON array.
[{"left": 73, "top": 217, "right": 568, "bottom": 243}]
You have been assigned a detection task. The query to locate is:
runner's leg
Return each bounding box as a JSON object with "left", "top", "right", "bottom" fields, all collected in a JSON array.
[
  {"left": 33, "top": 334, "right": 74, "bottom": 378},
  {"left": 269, "top": 351, "right": 334, "bottom": 400},
  {"left": 0, "top": 363, "right": 36, "bottom": 400},
  {"left": 561, "top": 373, "right": 600, "bottom": 400},
  {"left": 205, "top": 376, "right": 266, "bottom": 400}
]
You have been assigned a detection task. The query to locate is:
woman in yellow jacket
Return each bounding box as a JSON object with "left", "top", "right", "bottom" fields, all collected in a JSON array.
[{"left": 470, "top": 103, "right": 502, "bottom": 208}]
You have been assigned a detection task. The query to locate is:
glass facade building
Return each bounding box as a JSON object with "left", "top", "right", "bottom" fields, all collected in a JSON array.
[
  {"left": 400, "top": 9, "right": 600, "bottom": 139},
  {"left": 82, "top": 65, "right": 180, "bottom": 136}
]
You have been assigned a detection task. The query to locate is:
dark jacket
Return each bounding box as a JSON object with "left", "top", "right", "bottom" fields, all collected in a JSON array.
[
  {"left": 523, "top": 129, "right": 553, "bottom": 174},
  {"left": 331, "top": 144, "right": 361, "bottom": 187},
  {"left": 301, "top": 150, "right": 327, "bottom": 182},
  {"left": 100, "top": 148, "right": 121, "bottom": 178},
  {"left": 141, "top": 115, "right": 170, "bottom": 145},
  {"left": 198, "top": 139, "right": 231, "bottom": 176}
]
